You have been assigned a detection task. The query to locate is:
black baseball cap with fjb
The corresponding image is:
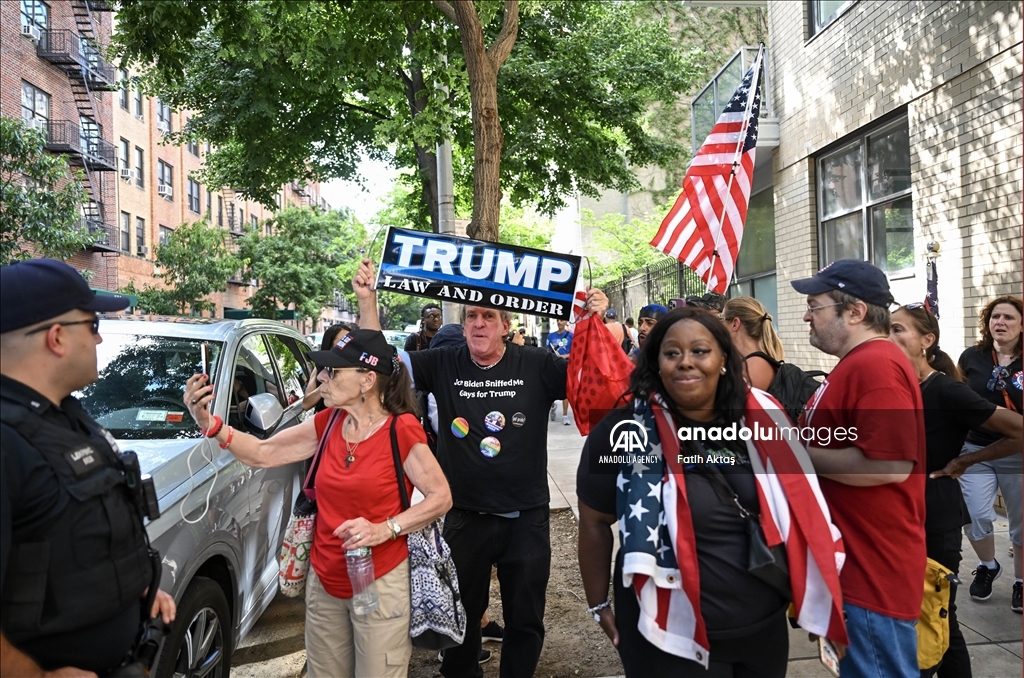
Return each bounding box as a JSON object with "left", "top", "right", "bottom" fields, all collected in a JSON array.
[
  {"left": 791, "top": 259, "right": 895, "bottom": 308},
  {"left": 308, "top": 329, "right": 397, "bottom": 375}
]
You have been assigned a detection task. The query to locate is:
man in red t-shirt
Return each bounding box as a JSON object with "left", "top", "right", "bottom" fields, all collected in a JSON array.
[{"left": 792, "top": 259, "right": 925, "bottom": 678}]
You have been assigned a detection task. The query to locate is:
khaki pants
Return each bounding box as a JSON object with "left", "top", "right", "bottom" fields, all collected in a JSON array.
[{"left": 305, "top": 559, "right": 412, "bottom": 678}]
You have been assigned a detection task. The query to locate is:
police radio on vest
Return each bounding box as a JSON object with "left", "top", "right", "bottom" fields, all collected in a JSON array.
[{"left": 392, "top": 233, "right": 574, "bottom": 292}]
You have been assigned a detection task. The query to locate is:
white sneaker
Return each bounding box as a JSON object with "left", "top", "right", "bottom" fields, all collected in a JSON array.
[{"left": 563, "top": 415, "right": 571, "bottom": 426}]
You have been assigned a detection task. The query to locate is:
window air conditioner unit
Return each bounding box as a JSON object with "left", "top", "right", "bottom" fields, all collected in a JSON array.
[
  {"left": 158, "top": 183, "right": 172, "bottom": 199},
  {"left": 137, "top": 245, "right": 149, "bottom": 256},
  {"left": 21, "top": 25, "right": 41, "bottom": 41},
  {"left": 27, "top": 118, "right": 45, "bottom": 130},
  {"left": 119, "top": 167, "right": 134, "bottom": 181},
  {"left": 157, "top": 121, "right": 169, "bottom": 134}
]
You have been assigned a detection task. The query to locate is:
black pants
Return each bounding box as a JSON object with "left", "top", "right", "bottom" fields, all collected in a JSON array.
[
  {"left": 613, "top": 561, "right": 788, "bottom": 677},
  {"left": 440, "top": 507, "right": 551, "bottom": 678},
  {"left": 922, "top": 529, "right": 972, "bottom": 678}
]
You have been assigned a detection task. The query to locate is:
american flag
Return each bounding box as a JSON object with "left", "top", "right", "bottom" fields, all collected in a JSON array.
[{"left": 651, "top": 48, "right": 765, "bottom": 293}]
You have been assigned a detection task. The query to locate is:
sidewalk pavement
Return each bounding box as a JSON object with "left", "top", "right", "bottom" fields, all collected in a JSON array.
[{"left": 547, "top": 408, "right": 1023, "bottom": 677}]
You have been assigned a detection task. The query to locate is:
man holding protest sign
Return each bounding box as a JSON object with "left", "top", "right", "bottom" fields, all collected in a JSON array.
[{"left": 353, "top": 257, "right": 607, "bottom": 678}]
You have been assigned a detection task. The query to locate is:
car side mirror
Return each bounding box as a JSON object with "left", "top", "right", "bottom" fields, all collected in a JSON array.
[{"left": 244, "top": 393, "right": 284, "bottom": 439}]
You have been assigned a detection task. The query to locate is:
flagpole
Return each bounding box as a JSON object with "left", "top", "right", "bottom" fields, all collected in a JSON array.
[{"left": 706, "top": 44, "right": 765, "bottom": 294}]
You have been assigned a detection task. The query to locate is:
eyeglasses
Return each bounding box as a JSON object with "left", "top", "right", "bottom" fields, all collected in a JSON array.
[
  {"left": 319, "top": 365, "right": 340, "bottom": 379},
  {"left": 805, "top": 302, "right": 843, "bottom": 314},
  {"left": 904, "top": 302, "right": 926, "bottom": 310},
  {"left": 423, "top": 311, "right": 442, "bottom": 319},
  {"left": 24, "top": 317, "right": 100, "bottom": 336},
  {"left": 987, "top": 365, "right": 1009, "bottom": 392}
]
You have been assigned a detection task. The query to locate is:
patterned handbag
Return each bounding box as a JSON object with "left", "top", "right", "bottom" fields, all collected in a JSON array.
[
  {"left": 278, "top": 409, "right": 341, "bottom": 597},
  {"left": 389, "top": 418, "right": 467, "bottom": 649}
]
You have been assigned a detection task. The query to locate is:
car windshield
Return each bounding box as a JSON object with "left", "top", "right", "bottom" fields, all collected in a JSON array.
[{"left": 78, "top": 333, "right": 223, "bottom": 440}]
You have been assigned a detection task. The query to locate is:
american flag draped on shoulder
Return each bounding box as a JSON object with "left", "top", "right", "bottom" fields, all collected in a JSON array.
[
  {"left": 616, "top": 389, "right": 847, "bottom": 667},
  {"left": 651, "top": 47, "right": 765, "bottom": 294}
]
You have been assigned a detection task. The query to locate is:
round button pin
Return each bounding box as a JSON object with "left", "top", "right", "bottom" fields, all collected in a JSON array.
[
  {"left": 451, "top": 417, "right": 470, "bottom": 438},
  {"left": 484, "top": 411, "right": 506, "bottom": 432},
  {"left": 480, "top": 436, "right": 501, "bottom": 458}
]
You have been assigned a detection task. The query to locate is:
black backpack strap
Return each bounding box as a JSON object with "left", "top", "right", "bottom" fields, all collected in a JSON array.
[
  {"left": 390, "top": 416, "right": 411, "bottom": 511},
  {"left": 745, "top": 351, "right": 782, "bottom": 371}
]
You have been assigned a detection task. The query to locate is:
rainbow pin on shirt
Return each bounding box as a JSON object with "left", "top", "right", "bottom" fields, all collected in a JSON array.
[{"left": 451, "top": 417, "right": 470, "bottom": 438}]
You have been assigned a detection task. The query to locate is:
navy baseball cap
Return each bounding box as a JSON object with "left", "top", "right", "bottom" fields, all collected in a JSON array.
[
  {"left": 791, "top": 259, "right": 895, "bottom": 308},
  {"left": 605, "top": 309, "right": 618, "bottom": 320},
  {"left": 0, "top": 258, "right": 131, "bottom": 334},
  {"left": 639, "top": 304, "right": 669, "bottom": 320},
  {"left": 430, "top": 323, "right": 466, "bottom": 349},
  {"left": 308, "top": 329, "right": 395, "bottom": 375}
]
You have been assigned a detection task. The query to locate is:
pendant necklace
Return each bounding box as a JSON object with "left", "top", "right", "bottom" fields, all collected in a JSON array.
[{"left": 344, "top": 414, "right": 388, "bottom": 468}]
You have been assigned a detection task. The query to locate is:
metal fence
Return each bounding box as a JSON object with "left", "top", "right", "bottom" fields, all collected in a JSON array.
[{"left": 603, "top": 259, "right": 707, "bottom": 321}]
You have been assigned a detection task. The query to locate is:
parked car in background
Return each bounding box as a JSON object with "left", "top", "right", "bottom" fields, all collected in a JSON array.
[
  {"left": 307, "top": 331, "right": 324, "bottom": 347},
  {"left": 382, "top": 330, "right": 412, "bottom": 350},
  {"left": 79, "top": 317, "right": 311, "bottom": 678}
]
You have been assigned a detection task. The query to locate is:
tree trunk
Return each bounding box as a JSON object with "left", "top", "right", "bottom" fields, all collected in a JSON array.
[
  {"left": 402, "top": 20, "right": 440, "bottom": 232},
  {"left": 438, "top": 0, "right": 519, "bottom": 243}
]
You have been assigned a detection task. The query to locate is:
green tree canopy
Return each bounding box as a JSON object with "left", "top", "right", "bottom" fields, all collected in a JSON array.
[
  {"left": 0, "top": 117, "right": 96, "bottom": 265},
  {"left": 154, "top": 220, "right": 238, "bottom": 314},
  {"left": 237, "top": 207, "right": 364, "bottom": 323},
  {"left": 112, "top": 0, "right": 704, "bottom": 241}
]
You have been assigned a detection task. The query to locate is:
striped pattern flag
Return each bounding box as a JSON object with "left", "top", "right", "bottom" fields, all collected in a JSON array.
[{"left": 651, "top": 49, "right": 764, "bottom": 293}]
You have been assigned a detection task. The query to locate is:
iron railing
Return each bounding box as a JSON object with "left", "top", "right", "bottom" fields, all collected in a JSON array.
[
  {"left": 42, "top": 120, "right": 118, "bottom": 171},
  {"left": 603, "top": 259, "right": 707, "bottom": 322},
  {"left": 37, "top": 29, "right": 117, "bottom": 90}
]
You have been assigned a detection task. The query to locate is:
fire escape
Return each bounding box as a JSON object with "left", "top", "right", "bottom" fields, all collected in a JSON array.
[{"left": 36, "top": 0, "right": 117, "bottom": 251}]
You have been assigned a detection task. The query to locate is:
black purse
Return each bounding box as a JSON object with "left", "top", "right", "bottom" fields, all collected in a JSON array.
[{"left": 689, "top": 443, "right": 792, "bottom": 600}]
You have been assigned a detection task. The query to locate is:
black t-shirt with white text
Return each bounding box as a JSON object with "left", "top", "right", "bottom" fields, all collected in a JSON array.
[
  {"left": 577, "top": 406, "right": 785, "bottom": 638},
  {"left": 409, "top": 344, "right": 567, "bottom": 512},
  {"left": 920, "top": 372, "right": 996, "bottom": 533},
  {"left": 958, "top": 345, "right": 1022, "bottom": 446}
]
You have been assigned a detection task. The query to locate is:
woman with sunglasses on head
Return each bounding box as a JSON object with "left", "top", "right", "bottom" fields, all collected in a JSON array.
[
  {"left": 952, "top": 295, "right": 1023, "bottom": 613},
  {"left": 576, "top": 306, "right": 847, "bottom": 677},
  {"left": 890, "top": 303, "right": 1022, "bottom": 676},
  {"left": 183, "top": 330, "right": 452, "bottom": 677}
]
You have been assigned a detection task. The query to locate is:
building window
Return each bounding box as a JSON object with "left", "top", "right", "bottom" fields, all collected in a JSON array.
[
  {"left": 817, "top": 116, "right": 912, "bottom": 276},
  {"left": 205, "top": 141, "right": 211, "bottom": 155},
  {"left": 217, "top": 196, "right": 224, "bottom": 227},
  {"left": 79, "top": 115, "right": 100, "bottom": 155},
  {"left": 237, "top": 207, "right": 244, "bottom": 231},
  {"left": 120, "top": 211, "right": 131, "bottom": 251},
  {"left": 21, "top": 81, "right": 49, "bottom": 124},
  {"left": 158, "top": 160, "right": 173, "bottom": 197},
  {"left": 20, "top": 0, "right": 48, "bottom": 32},
  {"left": 119, "top": 138, "right": 129, "bottom": 171},
  {"left": 729, "top": 187, "right": 778, "bottom": 319},
  {"left": 187, "top": 139, "right": 200, "bottom": 157},
  {"left": 134, "top": 87, "right": 144, "bottom": 119},
  {"left": 136, "top": 217, "right": 146, "bottom": 255},
  {"left": 156, "top": 100, "right": 172, "bottom": 134},
  {"left": 187, "top": 179, "right": 201, "bottom": 213},
  {"left": 251, "top": 214, "right": 259, "bottom": 228},
  {"left": 117, "top": 69, "right": 130, "bottom": 109},
  {"left": 134, "top": 146, "right": 145, "bottom": 188},
  {"left": 159, "top": 226, "right": 173, "bottom": 246},
  {"left": 809, "top": 0, "right": 854, "bottom": 38}
]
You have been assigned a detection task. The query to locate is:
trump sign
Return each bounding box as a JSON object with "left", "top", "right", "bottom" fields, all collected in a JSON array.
[{"left": 375, "top": 227, "right": 582, "bottom": 320}]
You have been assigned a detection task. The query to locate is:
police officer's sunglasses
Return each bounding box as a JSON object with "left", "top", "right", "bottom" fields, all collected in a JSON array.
[{"left": 24, "top": 317, "right": 100, "bottom": 335}]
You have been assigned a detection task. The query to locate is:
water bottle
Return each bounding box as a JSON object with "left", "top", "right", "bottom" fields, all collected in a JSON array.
[{"left": 346, "top": 547, "right": 380, "bottom": 615}]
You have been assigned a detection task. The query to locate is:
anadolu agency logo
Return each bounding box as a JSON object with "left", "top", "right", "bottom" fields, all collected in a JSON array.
[
  {"left": 609, "top": 419, "right": 648, "bottom": 454},
  {"left": 599, "top": 420, "right": 661, "bottom": 467}
]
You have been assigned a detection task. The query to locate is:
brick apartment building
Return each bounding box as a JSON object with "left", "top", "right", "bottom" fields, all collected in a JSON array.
[{"left": 2, "top": 0, "right": 333, "bottom": 323}]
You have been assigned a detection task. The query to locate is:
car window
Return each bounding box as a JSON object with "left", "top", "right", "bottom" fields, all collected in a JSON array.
[
  {"left": 230, "top": 335, "right": 283, "bottom": 431},
  {"left": 265, "top": 333, "right": 311, "bottom": 406},
  {"left": 79, "top": 333, "right": 224, "bottom": 440}
]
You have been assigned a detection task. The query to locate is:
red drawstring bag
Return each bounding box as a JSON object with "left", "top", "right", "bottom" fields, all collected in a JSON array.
[{"left": 566, "top": 292, "right": 634, "bottom": 435}]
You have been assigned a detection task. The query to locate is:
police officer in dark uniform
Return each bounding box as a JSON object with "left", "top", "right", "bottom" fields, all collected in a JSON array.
[{"left": 0, "top": 259, "right": 175, "bottom": 677}]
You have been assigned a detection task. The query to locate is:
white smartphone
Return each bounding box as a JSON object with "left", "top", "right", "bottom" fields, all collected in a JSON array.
[{"left": 818, "top": 637, "right": 840, "bottom": 677}]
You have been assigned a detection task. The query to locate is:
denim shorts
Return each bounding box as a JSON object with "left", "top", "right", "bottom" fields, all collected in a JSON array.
[{"left": 839, "top": 603, "right": 919, "bottom": 678}]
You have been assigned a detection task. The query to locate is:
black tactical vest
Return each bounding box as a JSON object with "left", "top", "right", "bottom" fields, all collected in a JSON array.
[{"left": 0, "top": 396, "right": 153, "bottom": 639}]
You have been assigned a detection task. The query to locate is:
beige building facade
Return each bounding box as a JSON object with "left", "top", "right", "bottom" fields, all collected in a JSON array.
[{"left": 770, "top": 0, "right": 1022, "bottom": 368}]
